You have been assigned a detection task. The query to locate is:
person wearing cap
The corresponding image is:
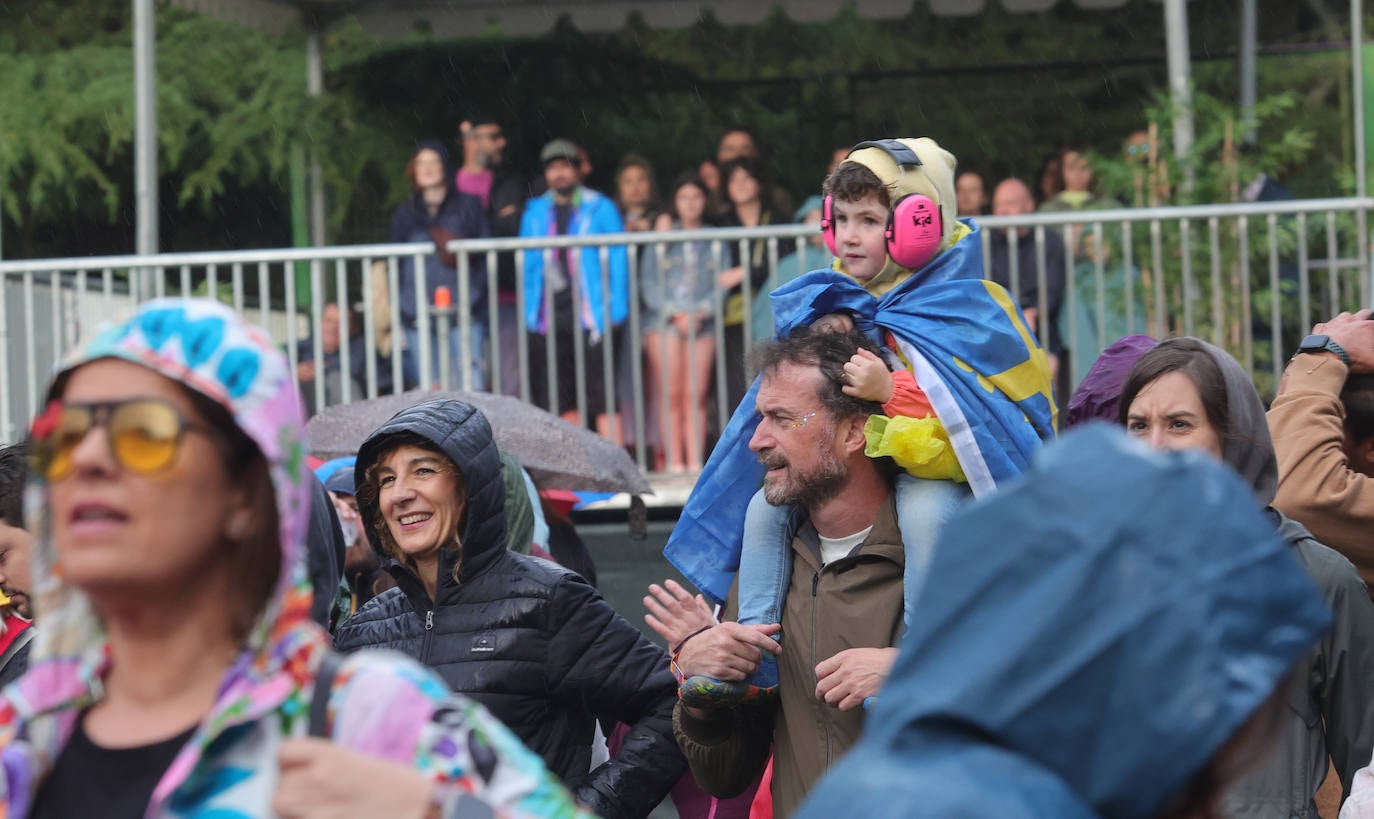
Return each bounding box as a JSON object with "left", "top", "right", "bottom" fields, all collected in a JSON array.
[
  {"left": 389, "top": 140, "right": 492, "bottom": 391},
  {"left": 321, "top": 462, "right": 394, "bottom": 620},
  {"left": 519, "top": 138, "right": 629, "bottom": 441}
]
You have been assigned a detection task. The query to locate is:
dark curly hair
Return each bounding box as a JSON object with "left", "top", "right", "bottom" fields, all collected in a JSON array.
[
  {"left": 748, "top": 325, "right": 885, "bottom": 424},
  {"left": 0, "top": 443, "right": 26, "bottom": 528},
  {"left": 823, "top": 160, "right": 891, "bottom": 210}
]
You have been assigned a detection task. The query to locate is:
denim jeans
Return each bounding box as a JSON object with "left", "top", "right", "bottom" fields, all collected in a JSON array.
[
  {"left": 736, "top": 474, "right": 971, "bottom": 633},
  {"left": 403, "top": 319, "right": 488, "bottom": 392}
]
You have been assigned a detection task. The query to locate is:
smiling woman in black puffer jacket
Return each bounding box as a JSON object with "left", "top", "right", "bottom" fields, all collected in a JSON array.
[{"left": 333, "top": 399, "right": 684, "bottom": 819}]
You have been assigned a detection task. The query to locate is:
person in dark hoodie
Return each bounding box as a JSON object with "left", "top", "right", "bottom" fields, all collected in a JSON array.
[
  {"left": 1118, "top": 337, "right": 1374, "bottom": 817},
  {"left": 332, "top": 399, "right": 685, "bottom": 819},
  {"left": 389, "top": 140, "right": 492, "bottom": 391},
  {"left": 796, "top": 425, "right": 1332, "bottom": 819}
]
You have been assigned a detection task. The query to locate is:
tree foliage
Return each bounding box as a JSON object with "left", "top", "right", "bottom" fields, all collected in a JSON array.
[{"left": 0, "top": 0, "right": 1363, "bottom": 258}]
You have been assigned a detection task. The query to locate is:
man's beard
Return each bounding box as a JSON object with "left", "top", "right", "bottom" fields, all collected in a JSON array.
[
  {"left": 760, "top": 447, "right": 848, "bottom": 510},
  {"left": 553, "top": 183, "right": 577, "bottom": 198}
]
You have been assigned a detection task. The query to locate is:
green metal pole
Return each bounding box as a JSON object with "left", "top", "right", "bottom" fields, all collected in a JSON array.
[{"left": 290, "top": 142, "right": 310, "bottom": 308}]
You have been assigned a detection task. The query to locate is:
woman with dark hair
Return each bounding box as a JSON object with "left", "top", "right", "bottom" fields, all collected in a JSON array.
[
  {"left": 1119, "top": 336, "right": 1374, "bottom": 817},
  {"left": 716, "top": 156, "right": 778, "bottom": 406},
  {"left": 614, "top": 153, "right": 661, "bottom": 233},
  {"left": 643, "top": 173, "right": 720, "bottom": 473},
  {"left": 1035, "top": 151, "right": 1064, "bottom": 205},
  {"left": 2, "top": 298, "right": 585, "bottom": 817},
  {"left": 1038, "top": 146, "right": 1122, "bottom": 215},
  {"left": 796, "top": 424, "right": 1329, "bottom": 819},
  {"left": 389, "top": 141, "right": 491, "bottom": 391},
  {"left": 333, "top": 399, "right": 685, "bottom": 819}
]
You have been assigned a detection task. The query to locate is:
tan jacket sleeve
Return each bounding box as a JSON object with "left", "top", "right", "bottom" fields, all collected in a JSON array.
[{"left": 1268, "top": 352, "right": 1374, "bottom": 585}]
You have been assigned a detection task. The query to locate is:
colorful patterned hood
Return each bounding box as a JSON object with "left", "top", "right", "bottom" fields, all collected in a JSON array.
[{"left": 12, "top": 297, "right": 314, "bottom": 736}]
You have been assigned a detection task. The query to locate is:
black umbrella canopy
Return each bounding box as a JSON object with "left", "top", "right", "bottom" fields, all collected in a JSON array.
[{"left": 305, "top": 389, "right": 652, "bottom": 495}]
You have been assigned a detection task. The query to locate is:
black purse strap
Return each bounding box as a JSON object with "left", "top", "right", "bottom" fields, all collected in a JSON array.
[{"left": 309, "top": 651, "right": 344, "bottom": 738}]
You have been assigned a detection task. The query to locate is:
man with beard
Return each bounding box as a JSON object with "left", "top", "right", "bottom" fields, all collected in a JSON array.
[
  {"left": 0, "top": 444, "right": 34, "bottom": 687},
  {"left": 458, "top": 116, "right": 535, "bottom": 396},
  {"left": 520, "top": 138, "right": 628, "bottom": 441},
  {"left": 671, "top": 328, "right": 906, "bottom": 816}
]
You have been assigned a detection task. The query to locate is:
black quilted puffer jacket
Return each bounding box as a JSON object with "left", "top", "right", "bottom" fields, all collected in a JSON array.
[{"left": 333, "top": 400, "right": 683, "bottom": 819}]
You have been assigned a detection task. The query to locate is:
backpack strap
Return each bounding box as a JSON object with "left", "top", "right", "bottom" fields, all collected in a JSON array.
[
  {"left": 309, "top": 652, "right": 344, "bottom": 738},
  {"left": 0, "top": 626, "right": 34, "bottom": 672}
]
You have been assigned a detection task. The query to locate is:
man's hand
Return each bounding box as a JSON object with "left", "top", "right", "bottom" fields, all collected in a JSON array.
[
  {"left": 274, "top": 738, "right": 434, "bottom": 819},
  {"left": 297, "top": 360, "right": 316, "bottom": 383},
  {"left": 842, "top": 348, "right": 894, "bottom": 403},
  {"left": 675, "top": 622, "right": 782, "bottom": 682},
  {"left": 643, "top": 579, "right": 717, "bottom": 647},
  {"left": 814, "top": 647, "right": 898, "bottom": 711},
  {"left": 1314, "top": 309, "right": 1374, "bottom": 374}
]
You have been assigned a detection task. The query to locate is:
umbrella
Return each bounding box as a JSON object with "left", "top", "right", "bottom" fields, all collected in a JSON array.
[{"left": 305, "top": 389, "right": 652, "bottom": 495}]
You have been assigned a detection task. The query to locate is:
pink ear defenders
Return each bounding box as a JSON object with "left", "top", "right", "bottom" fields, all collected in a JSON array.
[{"left": 821, "top": 139, "right": 943, "bottom": 270}]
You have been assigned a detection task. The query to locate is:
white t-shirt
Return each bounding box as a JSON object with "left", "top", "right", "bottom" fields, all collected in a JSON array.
[{"left": 818, "top": 525, "right": 874, "bottom": 566}]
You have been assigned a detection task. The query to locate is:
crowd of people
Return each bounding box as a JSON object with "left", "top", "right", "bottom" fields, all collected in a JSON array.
[
  {"left": 2, "top": 129, "right": 1371, "bottom": 819},
  {"left": 293, "top": 117, "right": 1165, "bottom": 474}
]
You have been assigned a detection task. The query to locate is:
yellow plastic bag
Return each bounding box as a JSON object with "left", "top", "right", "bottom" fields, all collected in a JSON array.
[{"left": 864, "top": 414, "right": 966, "bottom": 483}]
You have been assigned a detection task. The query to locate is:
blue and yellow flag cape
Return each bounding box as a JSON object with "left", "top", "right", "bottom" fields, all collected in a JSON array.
[{"left": 664, "top": 220, "right": 1057, "bottom": 604}]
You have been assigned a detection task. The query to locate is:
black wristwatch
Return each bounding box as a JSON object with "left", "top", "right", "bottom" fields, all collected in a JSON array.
[{"left": 1297, "top": 333, "right": 1351, "bottom": 366}]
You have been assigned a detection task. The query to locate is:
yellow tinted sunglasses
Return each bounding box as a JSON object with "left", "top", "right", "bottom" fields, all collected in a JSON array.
[{"left": 30, "top": 399, "right": 210, "bottom": 482}]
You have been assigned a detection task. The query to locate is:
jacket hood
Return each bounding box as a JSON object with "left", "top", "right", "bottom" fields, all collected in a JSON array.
[
  {"left": 798, "top": 425, "right": 1331, "bottom": 819},
  {"left": 353, "top": 399, "right": 506, "bottom": 595},
  {"left": 1191, "top": 338, "right": 1279, "bottom": 506},
  {"left": 20, "top": 298, "right": 313, "bottom": 710},
  {"left": 839, "top": 137, "right": 958, "bottom": 288},
  {"left": 412, "top": 139, "right": 455, "bottom": 182},
  {"left": 1064, "top": 335, "right": 1157, "bottom": 430},
  {"left": 500, "top": 452, "right": 534, "bottom": 555}
]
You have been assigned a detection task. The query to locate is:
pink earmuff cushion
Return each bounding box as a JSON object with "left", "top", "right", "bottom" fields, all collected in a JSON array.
[
  {"left": 887, "top": 194, "right": 942, "bottom": 270},
  {"left": 821, "top": 194, "right": 838, "bottom": 256}
]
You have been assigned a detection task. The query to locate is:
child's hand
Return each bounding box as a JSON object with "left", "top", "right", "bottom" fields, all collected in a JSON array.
[
  {"left": 811, "top": 312, "right": 855, "bottom": 334},
  {"left": 843, "top": 348, "right": 894, "bottom": 403}
]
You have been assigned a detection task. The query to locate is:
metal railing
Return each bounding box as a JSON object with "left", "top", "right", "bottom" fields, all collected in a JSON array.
[{"left": 3, "top": 197, "right": 1371, "bottom": 476}]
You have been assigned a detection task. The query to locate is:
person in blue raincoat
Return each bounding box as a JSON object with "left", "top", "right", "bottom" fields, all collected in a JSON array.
[
  {"left": 797, "top": 426, "right": 1332, "bottom": 819},
  {"left": 520, "top": 139, "right": 629, "bottom": 438}
]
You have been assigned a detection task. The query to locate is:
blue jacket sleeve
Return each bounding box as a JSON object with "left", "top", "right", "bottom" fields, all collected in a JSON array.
[
  {"left": 521, "top": 199, "right": 545, "bottom": 331},
  {"left": 593, "top": 198, "right": 630, "bottom": 327}
]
